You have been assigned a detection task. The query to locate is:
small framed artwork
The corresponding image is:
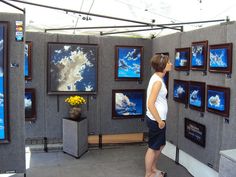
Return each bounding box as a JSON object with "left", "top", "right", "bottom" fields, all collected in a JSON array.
[
  {"left": 47, "top": 42, "right": 98, "bottom": 95},
  {"left": 25, "top": 41, "right": 32, "bottom": 81},
  {"left": 189, "top": 81, "right": 205, "bottom": 112},
  {"left": 115, "top": 45, "right": 143, "bottom": 81},
  {"left": 191, "top": 41, "right": 208, "bottom": 71},
  {"left": 112, "top": 89, "right": 145, "bottom": 119},
  {"left": 174, "top": 48, "right": 190, "bottom": 71},
  {"left": 209, "top": 43, "right": 232, "bottom": 74},
  {"left": 185, "top": 118, "right": 206, "bottom": 147},
  {"left": 207, "top": 85, "right": 230, "bottom": 117},
  {"left": 173, "top": 79, "right": 188, "bottom": 105},
  {"left": 25, "top": 88, "right": 36, "bottom": 121},
  {"left": 0, "top": 21, "right": 10, "bottom": 143}
]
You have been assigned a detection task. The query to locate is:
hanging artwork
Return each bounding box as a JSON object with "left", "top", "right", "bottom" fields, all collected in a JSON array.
[
  {"left": 207, "top": 85, "right": 230, "bottom": 117},
  {"left": 25, "top": 41, "right": 32, "bottom": 81},
  {"left": 191, "top": 41, "right": 208, "bottom": 71},
  {"left": 47, "top": 42, "right": 98, "bottom": 94},
  {"left": 112, "top": 89, "right": 145, "bottom": 119},
  {"left": 0, "top": 22, "right": 9, "bottom": 143},
  {"left": 174, "top": 48, "right": 190, "bottom": 71},
  {"left": 25, "top": 88, "right": 36, "bottom": 121},
  {"left": 115, "top": 46, "right": 143, "bottom": 81},
  {"left": 209, "top": 43, "right": 232, "bottom": 74},
  {"left": 188, "top": 81, "right": 205, "bottom": 112},
  {"left": 173, "top": 79, "right": 188, "bottom": 105}
]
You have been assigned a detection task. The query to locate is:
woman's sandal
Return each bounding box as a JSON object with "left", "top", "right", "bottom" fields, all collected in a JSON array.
[{"left": 155, "top": 170, "right": 167, "bottom": 177}]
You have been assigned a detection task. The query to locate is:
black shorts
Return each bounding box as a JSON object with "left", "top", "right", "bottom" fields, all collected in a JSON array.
[{"left": 146, "top": 116, "right": 166, "bottom": 150}]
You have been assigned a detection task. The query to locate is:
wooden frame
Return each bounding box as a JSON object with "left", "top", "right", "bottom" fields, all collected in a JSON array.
[
  {"left": 209, "top": 43, "right": 232, "bottom": 74},
  {"left": 112, "top": 89, "right": 145, "bottom": 119},
  {"left": 25, "top": 88, "right": 36, "bottom": 121},
  {"left": 115, "top": 45, "right": 143, "bottom": 81},
  {"left": 25, "top": 41, "right": 32, "bottom": 81},
  {"left": 0, "top": 22, "right": 9, "bottom": 143},
  {"left": 188, "top": 81, "right": 205, "bottom": 112},
  {"left": 47, "top": 42, "right": 98, "bottom": 95},
  {"left": 185, "top": 118, "right": 206, "bottom": 147},
  {"left": 174, "top": 48, "right": 190, "bottom": 71},
  {"left": 173, "top": 79, "right": 188, "bottom": 105},
  {"left": 207, "top": 85, "right": 230, "bottom": 117},
  {"left": 191, "top": 40, "right": 208, "bottom": 71}
]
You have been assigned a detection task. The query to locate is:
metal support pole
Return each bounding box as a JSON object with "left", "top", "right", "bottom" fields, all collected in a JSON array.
[{"left": 0, "top": 0, "right": 25, "bottom": 13}]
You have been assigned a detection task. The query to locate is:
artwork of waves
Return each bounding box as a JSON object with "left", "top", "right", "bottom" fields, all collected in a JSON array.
[
  {"left": 49, "top": 44, "right": 97, "bottom": 92},
  {"left": 192, "top": 45, "right": 204, "bottom": 66},
  {"left": 175, "top": 51, "right": 188, "bottom": 67},
  {"left": 174, "top": 83, "right": 186, "bottom": 99},
  {"left": 117, "top": 47, "right": 141, "bottom": 78},
  {"left": 210, "top": 48, "right": 227, "bottom": 68},
  {"left": 115, "top": 92, "right": 143, "bottom": 116},
  {"left": 24, "top": 43, "right": 29, "bottom": 76},
  {"left": 207, "top": 90, "right": 225, "bottom": 111},
  {"left": 189, "top": 86, "right": 202, "bottom": 107}
]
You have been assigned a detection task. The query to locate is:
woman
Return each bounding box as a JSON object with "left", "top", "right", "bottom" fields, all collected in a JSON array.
[{"left": 145, "top": 54, "right": 172, "bottom": 177}]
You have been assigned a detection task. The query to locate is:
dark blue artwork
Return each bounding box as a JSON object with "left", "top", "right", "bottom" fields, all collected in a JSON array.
[
  {"left": 48, "top": 43, "right": 97, "bottom": 93},
  {"left": 210, "top": 48, "right": 228, "bottom": 68},
  {"left": 174, "top": 82, "right": 187, "bottom": 100},
  {"left": 191, "top": 45, "right": 204, "bottom": 67},
  {"left": 0, "top": 26, "right": 5, "bottom": 140},
  {"left": 207, "top": 90, "right": 225, "bottom": 111},
  {"left": 24, "top": 43, "right": 29, "bottom": 77},
  {"left": 175, "top": 51, "right": 188, "bottom": 67},
  {"left": 117, "top": 47, "right": 141, "bottom": 79},
  {"left": 25, "top": 92, "right": 33, "bottom": 118},
  {"left": 189, "top": 85, "right": 202, "bottom": 107}
]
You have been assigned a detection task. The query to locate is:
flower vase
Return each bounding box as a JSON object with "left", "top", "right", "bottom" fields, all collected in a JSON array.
[{"left": 69, "top": 106, "right": 82, "bottom": 120}]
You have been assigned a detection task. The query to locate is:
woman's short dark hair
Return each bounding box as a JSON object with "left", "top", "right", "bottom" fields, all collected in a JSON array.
[{"left": 150, "top": 54, "right": 169, "bottom": 72}]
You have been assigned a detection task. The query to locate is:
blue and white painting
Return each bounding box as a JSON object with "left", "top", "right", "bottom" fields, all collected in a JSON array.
[
  {"left": 48, "top": 43, "right": 97, "bottom": 93},
  {"left": 175, "top": 51, "right": 188, "bottom": 67},
  {"left": 207, "top": 90, "right": 225, "bottom": 111},
  {"left": 189, "top": 85, "right": 202, "bottom": 107},
  {"left": 192, "top": 45, "right": 204, "bottom": 67},
  {"left": 25, "top": 92, "right": 33, "bottom": 118},
  {"left": 210, "top": 48, "right": 228, "bottom": 68},
  {"left": 24, "top": 43, "right": 29, "bottom": 77},
  {"left": 174, "top": 82, "right": 187, "bottom": 100},
  {"left": 114, "top": 91, "right": 144, "bottom": 117},
  {"left": 117, "top": 47, "right": 141, "bottom": 79},
  {"left": 0, "top": 25, "right": 5, "bottom": 140}
]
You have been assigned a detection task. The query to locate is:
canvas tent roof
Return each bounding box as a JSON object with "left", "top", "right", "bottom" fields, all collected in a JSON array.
[{"left": 0, "top": 0, "right": 236, "bottom": 38}]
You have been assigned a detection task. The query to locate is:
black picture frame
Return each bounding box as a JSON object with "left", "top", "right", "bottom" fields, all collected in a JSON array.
[
  {"left": 185, "top": 118, "right": 206, "bottom": 147},
  {"left": 191, "top": 40, "right": 208, "bottom": 71},
  {"left": 25, "top": 41, "right": 32, "bottom": 81},
  {"left": 209, "top": 43, "right": 232, "bottom": 74},
  {"left": 115, "top": 45, "right": 143, "bottom": 81},
  {"left": 112, "top": 89, "right": 145, "bottom": 119},
  {"left": 206, "top": 85, "right": 230, "bottom": 117},
  {"left": 173, "top": 79, "right": 188, "bottom": 105},
  {"left": 174, "top": 48, "right": 190, "bottom": 71},
  {"left": 0, "top": 21, "right": 9, "bottom": 143},
  {"left": 188, "top": 81, "right": 205, "bottom": 112},
  {"left": 25, "top": 88, "right": 36, "bottom": 121},
  {"left": 47, "top": 42, "right": 98, "bottom": 95}
]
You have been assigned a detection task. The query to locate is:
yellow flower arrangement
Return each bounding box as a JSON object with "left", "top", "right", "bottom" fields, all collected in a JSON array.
[{"left": 65, "top": 95, "right": 86, "bottom": 107}]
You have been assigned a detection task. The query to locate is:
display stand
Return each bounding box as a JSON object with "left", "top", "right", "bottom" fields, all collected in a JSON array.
[
  {"left": 62, "top": 117, "right": 88, "bottom": 158},
  {"left": 219, "top": 149, "right": 236, "bottom": 177}
]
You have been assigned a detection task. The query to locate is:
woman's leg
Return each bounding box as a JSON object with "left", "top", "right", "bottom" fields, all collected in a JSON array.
[
  {"left": 145, "top": 148, "right": 157, "bottom": 177},
  {"left": 152, "top": 145, "right": 165, "bottom": 173}
]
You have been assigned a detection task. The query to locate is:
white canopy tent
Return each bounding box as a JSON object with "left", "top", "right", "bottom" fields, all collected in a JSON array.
[{"left": 0, "top": 0, "right": 235, "bottom": 38}]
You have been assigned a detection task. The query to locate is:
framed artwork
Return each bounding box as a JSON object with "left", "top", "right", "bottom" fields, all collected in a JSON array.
[
  {"left": 188, "top": 81, "right": 205, "bottom": 112},
  {"left": 25, "top": 88, "right": 36, "bottom": 121},
  {"left": 173, "top": 79, "right": 188, "bottom": 105},
  {"left": 25, "top": 41, "right": 32, "bottom": 81},
  {"left": 185, "top": 118, "right": 206, "bottom": 147},
  {"left": 0, "top": 22, "right": 9, "bottom": 143},
  {"left": 174, "top": 48, "right": 190, "bottom": 71},
  {"left": 207, "top": 85, "right": 230, "bottom": 117},
  {"left": 191, "top": 41, "right": 208, "bottom": 71},
  {"left": 47, "top": 42, "right": 98, "bottom": 94},
  {"left": 209, "top": 43, "right": 232, "bottom": 74},
  {"left": 115, "top": 45, "right": 143, "bottom": 81},
  {"left": 112, "top": 89, "right": 145, "bottom": 119}
]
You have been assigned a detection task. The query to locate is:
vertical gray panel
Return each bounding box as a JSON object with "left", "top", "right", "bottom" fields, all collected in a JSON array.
[{"left": 0, "top": 13, "right": 25, "bottom": 173}]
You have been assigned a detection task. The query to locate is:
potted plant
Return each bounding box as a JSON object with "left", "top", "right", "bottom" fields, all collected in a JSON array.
[{"left": 65, "top": 95, "right": 86, "bottom": 120}]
